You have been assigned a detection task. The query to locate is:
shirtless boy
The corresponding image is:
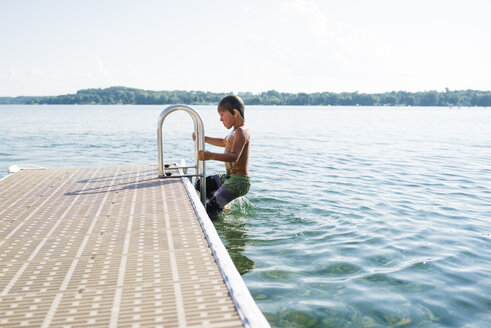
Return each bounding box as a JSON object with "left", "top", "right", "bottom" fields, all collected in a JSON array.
[{"left": 194, "top": 95, "right": 250, "bottom": 217}]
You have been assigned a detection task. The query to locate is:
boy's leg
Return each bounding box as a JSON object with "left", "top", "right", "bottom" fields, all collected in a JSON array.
[
  {"left": 205, "top": 197, "right": 224, "bottom": 217},
  {"left": 206, "top": 187, "right": 236, "bottom": 217},
  {"left": 206, "top": 175, "right": 251, "bottom": 217},
  {"left": 195, "top": 175, "right": 221, "bottom": 200}
]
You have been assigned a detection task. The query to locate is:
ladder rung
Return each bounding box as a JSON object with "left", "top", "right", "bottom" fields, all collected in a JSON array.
[
  {"left": 164, "top": 165, "right": 196, "bottom": 170},
  {"left": 158, "top": 174, "right": 204, "bottom": 179}
]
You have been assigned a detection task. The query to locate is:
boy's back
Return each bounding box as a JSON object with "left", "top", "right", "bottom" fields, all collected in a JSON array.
[{"left": 224, "top": 125, "right": 250, "bottom": 176}]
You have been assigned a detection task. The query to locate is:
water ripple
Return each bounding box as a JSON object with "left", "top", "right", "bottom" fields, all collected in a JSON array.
[{"left": 2, "top": 105, "right": 490, "bottom": 327}]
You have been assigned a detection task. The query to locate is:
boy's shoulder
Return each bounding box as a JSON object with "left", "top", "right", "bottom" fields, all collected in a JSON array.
[{"left": 235, "top": 124, "right": 250, "bottom": 138}]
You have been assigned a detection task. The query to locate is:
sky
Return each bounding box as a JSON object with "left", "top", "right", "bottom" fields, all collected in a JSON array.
[{"left": 0, "top": 0, "right": 490, "bottom": 97}]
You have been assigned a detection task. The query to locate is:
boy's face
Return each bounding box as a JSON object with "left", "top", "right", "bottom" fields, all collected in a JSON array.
[{"left": 218, "top": 107, "right": 235, "bottom": 129}]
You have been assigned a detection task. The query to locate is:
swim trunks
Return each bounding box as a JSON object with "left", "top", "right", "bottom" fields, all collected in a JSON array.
[{"left": 195, "top": 173, "right": 251, "bottom": 217}]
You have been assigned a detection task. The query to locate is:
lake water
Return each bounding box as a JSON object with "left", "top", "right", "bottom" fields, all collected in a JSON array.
[{"left": 1, "top": 105, "right": 490, "bottom": 327}]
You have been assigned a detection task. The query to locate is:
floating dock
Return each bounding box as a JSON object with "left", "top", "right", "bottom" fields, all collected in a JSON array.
[{"left": 0, "top": 165, "right": 269, "bottom": 327}]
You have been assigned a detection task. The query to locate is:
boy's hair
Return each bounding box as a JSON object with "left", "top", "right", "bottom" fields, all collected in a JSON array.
[{"left": 218, "top": 95, "right": 245, "bottom": 118}]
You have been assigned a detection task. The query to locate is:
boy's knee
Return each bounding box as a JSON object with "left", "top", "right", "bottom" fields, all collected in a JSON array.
[
  {"left": 214, "top": 188, "right": 237, "bottom": 208},
  {"left": 206, "top": 197, "right": 223, "bottom": 218}
]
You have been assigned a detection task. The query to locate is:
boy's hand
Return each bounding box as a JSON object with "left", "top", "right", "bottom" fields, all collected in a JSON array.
[{"left": 198, "top": 150, "right": 211, "bottom": 161}]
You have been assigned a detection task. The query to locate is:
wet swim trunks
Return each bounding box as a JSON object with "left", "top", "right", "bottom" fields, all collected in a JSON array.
[{"left": 195, "top": 173, "right": 251, "bottom": 217}]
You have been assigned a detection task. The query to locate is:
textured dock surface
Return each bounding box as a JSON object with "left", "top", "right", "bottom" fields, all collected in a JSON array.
[{"left": 0, "top": 166, "right": 246, "bottom": 327}]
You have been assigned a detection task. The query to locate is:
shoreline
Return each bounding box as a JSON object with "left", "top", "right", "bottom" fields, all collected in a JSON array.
[{"left": 1, "top": 86, "right": 490, "bottom": 107}]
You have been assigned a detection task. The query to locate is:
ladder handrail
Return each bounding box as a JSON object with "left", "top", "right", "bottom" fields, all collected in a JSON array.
[{"left": 157, "top": 105, "right": 206, "bottom": 206}]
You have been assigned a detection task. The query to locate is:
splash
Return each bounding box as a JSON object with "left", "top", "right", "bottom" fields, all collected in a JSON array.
[{"left": 225, "top": 197, "right": 254, "bottom": 216}]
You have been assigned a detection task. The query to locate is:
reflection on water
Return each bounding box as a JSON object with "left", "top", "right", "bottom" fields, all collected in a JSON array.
[
  {"left": 1, "top": 105, "right": 491, "bottom": 327},
  {"left": 213, "top": 198, "right": 255, "bottom": 275},
  {"left": 209, "top": 107, "right": 491, "bottom": 327}
]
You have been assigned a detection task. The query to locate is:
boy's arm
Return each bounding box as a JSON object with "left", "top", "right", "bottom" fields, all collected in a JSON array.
[
  {"left": 193, "top": 133, "right": 226, "bottom": 147},
  {"left": 205, "top": 136, "right": 226, "bottom": 147},
  {"left": 200, "top": 128, "right": 247, "bottom": 162}
]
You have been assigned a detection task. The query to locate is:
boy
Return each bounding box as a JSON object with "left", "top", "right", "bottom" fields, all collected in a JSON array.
[{"left": 194, "top": 95, "right": 250, "bottom": 217}]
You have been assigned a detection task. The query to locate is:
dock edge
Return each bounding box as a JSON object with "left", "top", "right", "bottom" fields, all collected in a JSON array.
[{"left": 178, "top": 163, "right": 271, "bottom": 328}]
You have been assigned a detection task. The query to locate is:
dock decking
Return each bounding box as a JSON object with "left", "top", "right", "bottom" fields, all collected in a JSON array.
[{"left": 0, "top": 165, "right": 269, "bottom": 327}]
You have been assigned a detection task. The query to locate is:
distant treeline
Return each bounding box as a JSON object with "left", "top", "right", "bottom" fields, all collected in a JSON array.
[{"left": 1, "top": 86, "right": 490, "bottom": 106}]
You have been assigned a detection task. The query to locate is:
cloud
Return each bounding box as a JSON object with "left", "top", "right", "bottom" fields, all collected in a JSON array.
[
  {"left": 96, "top": 57, "right": 108, "bottom": 78},
  {"left": 281, "top": 0, "right": 328, "bottom": 39},
  {"left": 76, "top": 57, "right": 109, "bottom": 79},
  {"left": 0, "top": 66, "right": 18, "bottom": 81},
  {"left": 247, "top": 32, "right": 264, "bottom": 42},
  {"left": 27, "top": 68, "right": 43, "bottom": 77}
]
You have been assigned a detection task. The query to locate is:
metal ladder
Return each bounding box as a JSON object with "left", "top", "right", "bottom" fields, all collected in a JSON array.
[{"left": 157, "top": 105, "right": 206, "bottom": 206}]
